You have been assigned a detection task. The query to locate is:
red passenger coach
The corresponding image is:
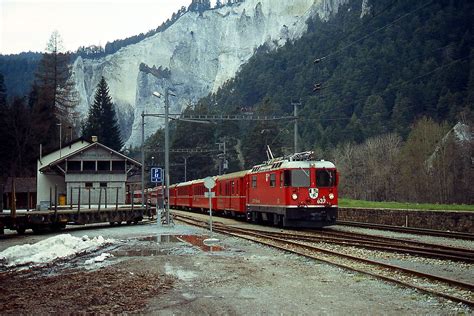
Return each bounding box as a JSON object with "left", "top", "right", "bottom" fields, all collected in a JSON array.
[{"left": 215, "top": 171, "right": 248, "bottom": 216}]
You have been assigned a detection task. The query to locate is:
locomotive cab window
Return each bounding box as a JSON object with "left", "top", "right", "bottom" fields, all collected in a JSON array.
[
  {"left": 251, "top": 175, "right": 257, "bottom": 188},
  {"left": 283, "top": 170, "right": 291, "bottom": 186},
  {"left": 316, "top": 169, "right": 336, "bottom": 187},
  {"left": 291, "top": 169, "right": 310, "bottom": 187}
]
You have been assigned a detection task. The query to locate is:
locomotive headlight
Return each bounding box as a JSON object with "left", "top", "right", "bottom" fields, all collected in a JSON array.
[
  {"left": 329, "top": 193, "right": 334, "bottom": 200},
  {"left": 291, "top": 193, "right": 298, "bottom": 200}
]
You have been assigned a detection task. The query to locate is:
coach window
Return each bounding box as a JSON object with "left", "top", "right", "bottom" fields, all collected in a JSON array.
[
  {"left": 269, "top": 173, "right": 276, "bottom": 187},
  {"left": 252, "top": 175, "right": 257, "bottom": 188},
  {"left": 291, "top": 169, "right": 310, "bottom": 187}
]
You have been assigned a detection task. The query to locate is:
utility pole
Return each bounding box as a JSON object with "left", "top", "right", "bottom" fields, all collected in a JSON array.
[
  {"left": 183, "top": 157, "right": 187, "bottom": 182},
  {"left": 216, "top": 140, "right": 227, "bottom": 175},
  {"left": 141, "top": 111, "right": 145, "bottom": 207},
  {"left": 57, "top": 123, "right": 62, "bottom": 158},
  {"left": 291, "top": 100, "right": 301, "bottom": 153},
  {"left": 152, "top": 90, "right": 175, "bottom": 226},
  {"left": 164, "top": 90, "right": 171, "bottom": 225}
]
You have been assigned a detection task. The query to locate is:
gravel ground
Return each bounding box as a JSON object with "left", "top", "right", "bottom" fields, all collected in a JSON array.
[{"left": 0, "top": 220, "right": 472, "bottom": 314}]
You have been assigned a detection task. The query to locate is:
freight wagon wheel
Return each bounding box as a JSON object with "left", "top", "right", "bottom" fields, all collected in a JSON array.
[
  {"left": 32, "top": 225, "right": 48, "bottom": 234},
  {"left": 51, "top": 223, "right": 65, "bottom": 232},
  {"left": 16, "top": 226, "right": 26, "bottom": 235}
]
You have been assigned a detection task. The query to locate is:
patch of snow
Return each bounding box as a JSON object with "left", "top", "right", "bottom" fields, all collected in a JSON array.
[
  {"left": 0, "top": 234, "right": 114, "bottom": 268},
  {"left": 85, "top": 252, "right": 114, "bottom": 265}
]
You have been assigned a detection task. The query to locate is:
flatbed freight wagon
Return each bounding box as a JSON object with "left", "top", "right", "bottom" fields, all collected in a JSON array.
[{"left": 0, "top": 206, "right": 155, "bottom": 235}]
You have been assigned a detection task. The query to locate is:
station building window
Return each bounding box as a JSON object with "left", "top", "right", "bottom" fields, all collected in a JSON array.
[
  {"left": 112, "top": 161, "right": 125, "bottom": 171},
  {"left": 67, "top": 161, "right": 81, "bottom": 172},
  {"left": 97, "top": 161, "right": 110, "bottom": 171},
  {"left": 85, "top": 182, "right": 93, "bottom": 188},
  {"left": 83, "top": 161, "right": 95, "bottom": 172}
]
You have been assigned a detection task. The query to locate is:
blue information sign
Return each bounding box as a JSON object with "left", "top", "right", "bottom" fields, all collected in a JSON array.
[{"left": 151, "top": 167, "right": 163, "bottom": 183}]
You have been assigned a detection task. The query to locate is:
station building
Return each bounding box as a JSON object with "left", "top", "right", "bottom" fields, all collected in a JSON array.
[{"left": 37, "top": 137, "right": 141, "bottom": 209}]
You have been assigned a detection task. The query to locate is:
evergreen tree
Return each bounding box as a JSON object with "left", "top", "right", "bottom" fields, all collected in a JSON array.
[
  {"left": 0, "top": 73, "right": 11, "bottom": 181},
  {"left": 33, "top": 31, "right": 78, "bottom": 151},
  {"left": 391, "top": 93, "right": 413, "bottom": 138},
  {"left": 0, "top": 74, "right": 6, "bottom": 107},
  {"left": 82, "top": 77, "right": 123, "bottom": 151},
  {"left": 361, "top": 95, "right": 388, "bottom": 138}
]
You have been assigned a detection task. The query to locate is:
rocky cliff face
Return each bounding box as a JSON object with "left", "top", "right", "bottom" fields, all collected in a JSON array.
[{"left": 71, "top": 0, "right": 349, "bottom": 148}]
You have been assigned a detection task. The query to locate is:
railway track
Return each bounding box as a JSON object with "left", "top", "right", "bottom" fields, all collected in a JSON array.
[
  {"left": 174, "top": 214, "right": 474, "bottom": 307},
  {"left": 0, "top": 220, "right": 152, "bottom": 242},
  {"left": 295, "top": 229, "right": 474, "bottom": 262},
  {"left": 337, "top": 220, "right": 474, "bottom": 240}
]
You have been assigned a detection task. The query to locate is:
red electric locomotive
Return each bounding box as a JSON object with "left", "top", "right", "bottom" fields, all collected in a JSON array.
[
  {"left": 245, "top": 152, "right": 338, "bottom": 227},
  {"left": 136, "top": 151, "right": 338, "bottom": 228}
]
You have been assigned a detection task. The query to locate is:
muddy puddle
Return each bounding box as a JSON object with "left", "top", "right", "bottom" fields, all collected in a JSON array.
[
  {"left": 124, "top": 234, "right": 224, "bottom": 255},
  {"left": 177, "top": 235, "right": 224, "bottom": 252},
  {"left": 135, "top": 235, "right": 181, "bottom": 243}
]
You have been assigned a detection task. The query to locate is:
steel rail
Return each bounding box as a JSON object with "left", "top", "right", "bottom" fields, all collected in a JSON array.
[
  {"left": 254, "top": 230, "right": 474, "bottom": 262},
  {"left": 336, "top": 220, "right": 474, "bottom": 240}
]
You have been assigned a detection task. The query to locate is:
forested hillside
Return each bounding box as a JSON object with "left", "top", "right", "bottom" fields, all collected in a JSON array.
[
  {"left": 0, "top": 52, "right": 42, "bottom": 99},
  {"left": 144, "top": 0, "right": 473, "bottom": 204},
  {"left": 204, "top": 0, "right": 472, "bottom": 148}
]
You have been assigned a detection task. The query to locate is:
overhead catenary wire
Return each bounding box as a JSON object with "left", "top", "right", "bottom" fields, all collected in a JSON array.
[
  {"left": 311, "top": 41, "right": 465, "bottom": 96},
  {"left": 313, "top": 0, "right": 400, "bottom": 65},
  {"left": 313, "top": 0, "right": 434, "bottom": 63},
  {"left": 305, "top": 51, "right": 473, "bottom": 122}
]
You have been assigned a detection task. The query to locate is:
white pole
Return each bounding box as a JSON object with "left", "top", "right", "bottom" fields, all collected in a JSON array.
[
  {"left": 208, "top": 188, "right": 213, "bottom": 235},
  {"left": 164, "top": 90, "right": 170, "bottom": 225}
]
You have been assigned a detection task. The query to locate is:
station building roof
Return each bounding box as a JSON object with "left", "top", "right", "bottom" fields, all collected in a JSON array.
[{"left": 39, "top": 141, "right": 141, "bottom": 174}]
